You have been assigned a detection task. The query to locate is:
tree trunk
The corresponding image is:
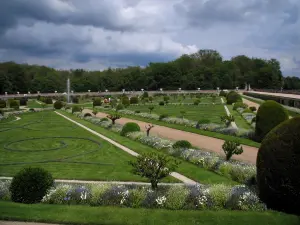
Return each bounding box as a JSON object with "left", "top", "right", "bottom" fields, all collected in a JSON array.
[
  {"left": 146, "top": 130, "right": 150, "bottom": 137},
  {"left": 151, "top": 180, "right": 158, "bottom": 190}
]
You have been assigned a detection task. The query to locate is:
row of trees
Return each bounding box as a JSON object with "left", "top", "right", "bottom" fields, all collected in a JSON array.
[{"left": 0, "top": 49, "right": 298, "bottom": 94}]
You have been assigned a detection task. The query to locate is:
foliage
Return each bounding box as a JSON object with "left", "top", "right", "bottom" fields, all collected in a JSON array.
[
  {"left": 159, "top": 101, "right": 165, "bottom": 106},
  {"left": 54, "top": 101, "right": 63, "bottom": 109},
  {"left": 142, "top": 92, "right": 149, "bottom": 99},
  {"left": 148, "top": 106, "right": 154, "bottom": 114},
  {"left": 233, "top": 102, "right": 248, "bottom": 110},
  {"left": 197, "top": 119, "right": 211, "bottom": 124},
  {"left": 173, "top": 140, "right": 192, "bottom": 149},
  {"left": 159, "top": 114, "right": 168, "bottom": 120},
  {"left": 107, "top": 113, "right": 121, "bottom": 124},
  {"left": 129, "top": 153, "right": 179, "bottom": 189},
  {"left": 120, "top": 122, "right": 141, "bottom": 136},
  {"left": 222, "top": 140, "right": 243, "bottom": 161},
  {"left": 10, "top": 167, "right": 54, "bottom": 203},
  {"left": 116, "top": 104, "right": 125, "bottom": 111},
  {"left": 93, "top": 97, "right": 102, "bottom": 108},
  {"left": 249, "top": 106, "right": 256, "bottom": 112},
  {"left": 145, "top": 124, "right": 154, "bottom": 137},
  {"left": 180, "top": 110, "right": 186, "bottom": 118},
  {"left": 19, "top": 98, "right": 27, "bottom": 106},
  {"left": 194, "top": 99, "right": 201, "bottom": 105},
  {"left": 221, "top": 115, "right": 235, "bottom": 127},
  {"left": 255, "top": 100, "right": 288, "bottom": 141},
  {"left": 122, "top": 97, "right": 130, "bottom": 107},
  {"left": 9, "top": 100, "right": 19, "bottom": 109},
  {"left": 71, "top": 96, "right": 79, "bottom": 104},
  {"left": 44, "top": 98, "right": 53, "bottom": 104},
  {"left": 219, "top": 90, "right": 226, "bottom": 97},
  {"left": 165, "top": 185, "right": 189, "bottom": 210},
  {"left": 163, "top": 96, "right": 170, "bottom": 102},
  {"left": 226, "top": 91, "right": 242, "bottom": 105},
  {"left": 257, "top": 117, "right": 300, "bottom": 215},
  {"left": 0, "top": 99, "right": 6, "bottom": 108},
  {"left": 72, "top": 105, "right": 81, "bottom": 114},
  {"left": 130, "top": 97, "right": 139, "bottom": 104}
]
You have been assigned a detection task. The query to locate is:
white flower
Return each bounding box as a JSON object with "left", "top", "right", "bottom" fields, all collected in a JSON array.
[{"left": 155, "top": 196, "right": 166, "bottom": 205}]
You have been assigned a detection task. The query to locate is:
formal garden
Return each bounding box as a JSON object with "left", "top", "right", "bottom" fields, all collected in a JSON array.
[{"left": 0, "top": 91, "right": 299, "bottom": 224}]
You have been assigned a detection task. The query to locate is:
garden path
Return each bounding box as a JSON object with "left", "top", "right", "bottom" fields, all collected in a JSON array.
[
  {"left": 220, "top": 98, "right": 238, "bottom": 129},
  {"left": 242, "top": 98, "right": 260, "bottom": 109},
  {"left": 55, "top": 111, "right": 197, "bottom": 185},
  {"left": 83, "top": 109, "right": 258, "bottom": 164}
]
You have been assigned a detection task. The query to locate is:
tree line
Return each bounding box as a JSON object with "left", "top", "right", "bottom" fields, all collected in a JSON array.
[{"left": 0, "top": 49, "right": 299, "bottom": 94}]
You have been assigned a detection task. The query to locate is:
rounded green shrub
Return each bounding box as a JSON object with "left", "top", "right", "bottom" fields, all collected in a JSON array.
[
  {"left": 120, "top": 122, "right": 140, "bottom": 136},
  {"left": 159, "top": 114, "right": 168, "bottom": 120},
  {"left": 130, "top": 96, "right": 139, "bottom": 104},
  {"left": 249, "top": 106, "right": 257, "bottom": 112},
  {"left": 226, "top": 91, "right": 242, "bottom": 105},
  {"left": 116, "top": 104, "right": 124, "bottom": 111},
  {"left": 100, "top": 117, "right": 109, "bottom": 122},
  {"left": 53, "top": 100, "right": 63, "bottom": 109},
  {"left": 255, "top": 100, "right": 289, "bottom": 141},
  {"left": 194, "top": 99, "right": 201, "bottom": 105},
  {"left": 135, "top": 110, "right": 141, "bottom": 114},
  {"left": 233, "top": 102, "right": 248, "bottom": 110},
  {"left": 72, "top": 105, "right": 81, "bottom": 114},
  {"left": 71, "top": 96, "right": 79, "bottom": 104},
  {"left": 257, "top": 117, "right": 300, "bottom": 215},
  {"left": 93, "top": 97, "right": 102, "bottom": 107},
  {"left": 159, "top": 101, "right": 165, "bottom": 106},
  {"left": 242, "top": 108, "right": 253, "bottom": 114},
  {"left": 173, "top": 140, "right": 192, "bottom": 149},
  {"left": 0, "top": 99, "right": 6, "bottom": 108},
  {"left": 122, "top": 97, "right": 130, "bottom": 107},
  {"left": 9, "top": 100, "right": 19, "bottom": 109},
  {"left": 44, "top": 98, "right": 53, "bottom": 104},
  {"left": 19, "top": 98, "right": 27, "bottom": 106},
  {"left": 219, "top": 90, "right": 226, "bottom": 97},
  {"left": 10, "top": 167, "right": 54, "bottom": 204}
]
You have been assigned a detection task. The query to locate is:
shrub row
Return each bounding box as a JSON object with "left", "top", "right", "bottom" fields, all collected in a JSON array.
[{"left": 0, "top": 180, "right": 265, "bottom": 211}]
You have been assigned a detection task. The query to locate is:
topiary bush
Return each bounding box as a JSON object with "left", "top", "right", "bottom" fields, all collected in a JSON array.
[
  {"left": 226, "top": 91, "right": 242, "bottom": 105},
  {"left": 130, "top": 97, "right": 139, "bottom": 104},
  {"left": 249, "top": 106, "right": 257, "bottom": 112},
  {"left": 159, "top": 101, "right": 165, "bottom": 106},
  {"left": 53, "top": 100, "right": 63, "bottom": 109},
  {"left": 19, "top": 98, "right": 27, "bottom": 106},
  {"left": 194, "top": 99, "right": 201, "bottom": 105},
  {"left": 255, "top": 100, "right": 289, "bottom": 142},
  {"left": 93, "top": 97, "right": 102, "bottom": 108},
  {"left": 122, "top": 97, "right": 130, "bottom": 107},
  {"left": 172, "top": 140, "right": 192, "bottom": 149},
  {"left": 116, "top": 104, "right": 124, "bottom": 111},
  {"left": 233, "top": 102, "right": 248, "bottom": 110},
  {"left": 257, "top": 117, "right": 300, "bottom": 215},
  {"left": 10, "top": 167, "right": 54, "bottom": 204},
  {"left": 72, "top": 105, "right": 81, "bottom": 114},
  {"left": 159, "top": 114, "right": 168, "bottom": 120},
  {"left": 9, "top": 100, "right": 19, "bottom": 109},
  {"left": 71, "top": 96, "right": 79, "bottom": 104},
  {"left": 120, "top": 122, "right": 140, "bottom": 136},
  {"left": 0, "top": 99, "right": 6, "bottom": 108},
  {"left": 219, "top": 90, "right": 226, "bottom": 97},
  {"left": 44, "top": 98, "right": 53, "bottom": 104}
]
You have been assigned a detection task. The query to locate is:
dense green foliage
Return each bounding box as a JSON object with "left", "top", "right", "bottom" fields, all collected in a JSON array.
[
  {"left": 130, "top": 96, "right": 139, "bottom": 104},
  {"left": 93, "top": 97, "right": 102, "bottom": 108},
  {"left": 0, "top": 99, "right": 6, "bottom": 108},
  {"left": 122, "top": 96, "right": 130, "bottom": 107},
  {"left": 10, "top": 167, "right": 54, "bottom": 204},
  {"left": 222, "top": 140, "right": 243, "bottom": 161},
  {"left": 255, "top": 100, "right": 289, "bottom": 141},
  {"left": 0, "top": 50, "right": 284, "bottom": 94},
  {"left": 53, "top": 101, "right": 63, "bottom": 109},
  {"left": 19, "top": 98, "right": 27, "bottom": 106},
  {"left": 116, "top": 104, "right": 125, "bottom": 111},
  {"left": 72, "top": 105, "right": 81, "bottom": 114},
  {"left": 257, "top": 117, "right": 300, "bottom": 215},
  {"left": 219, "top": 90, "right": 226, "bottom": 97},
  {"left": 9, "top": 100, "right": 19, "bottom": 109},
  {"left": 172, "top": 140, "right": 192, "bottom": 149},
  {"left": 226, "top": 91, "right": 242, "bottom": 104},
  {"left": 120, "top": 122, "right": 141, "bottom": 136},
  {"left": 233, "top": 102, "right": 248, "bottom": 110}
]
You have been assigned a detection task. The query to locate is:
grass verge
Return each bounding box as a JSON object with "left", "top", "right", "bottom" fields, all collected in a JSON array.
[{"left": 0, "top": 201, "right": 299, "bottom": 225}]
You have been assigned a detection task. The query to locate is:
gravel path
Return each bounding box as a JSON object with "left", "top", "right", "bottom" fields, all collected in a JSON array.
[
  {"left": 220, "top": 98, "right": 238, "bottom": 128},
  {"left": 84, "top": 110, "right": 258, "bottom": 164},
  {"left": 242, "top": 98, "right": 260, "bottom": 109},
  {"left": 55, "top": 111, "right": 197, "bottom": 185}
]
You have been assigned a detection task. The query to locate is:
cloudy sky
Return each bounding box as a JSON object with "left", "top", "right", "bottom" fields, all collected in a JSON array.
[{"left": 0, "top": 0, "right": 299, "bottom": 76}]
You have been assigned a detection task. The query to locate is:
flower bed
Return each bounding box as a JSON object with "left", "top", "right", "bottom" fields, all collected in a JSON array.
[
  {"left": 96, "top": 107, "right": 254, "bottom": 139},
  {"left": 0, "top": 180, "right": 265, "bottom": 211},
  {"left": 66, "top": 111, "right": 256, "bottom": 184},
  {"left": 236, "top": 108, "right": 256, "bottom": 128}
]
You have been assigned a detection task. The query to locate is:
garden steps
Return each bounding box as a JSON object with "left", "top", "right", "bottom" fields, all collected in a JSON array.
[{"left": 83, "top": 109, "right": 258, "bottom": 164}]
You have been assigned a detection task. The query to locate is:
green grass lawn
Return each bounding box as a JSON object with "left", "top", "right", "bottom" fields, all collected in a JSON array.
[
  {"left": 227, "top": 105, "right": 253, "bottom": 130},
  {"left": 152, "top": 96, "right": 222, "bottom": 104},
  {"left": 60, "top": 111, "right": 237, "bottom": 185},
  {"left": 1, "top": 201, "right": 299, "bottom": 225},
  {"left": 26, "top": 100, "right": 52, "bottom": 108},
  {"left": 127, "top": 104, "right": 226, "bottom": 124},
  {"left": 0, "top": 111, "right": 174, "bottom": 182}
]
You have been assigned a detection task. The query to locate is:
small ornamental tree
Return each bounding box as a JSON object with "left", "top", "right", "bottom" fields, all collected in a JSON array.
[
  {"left": 222, "top": 140, "right": 243, "bottom": 161},
  {"left": 220, "top": 115, "right": 235, "bottom": 127},
  {"left": 129, "top": 152, "right": 180, "bottom": 189},
  {"left": 0, "top": 99, "right": 6, "bottom": 108},
  {"left": 44, "top": 98, "right": 53, "bottom": 104},
  {"left": 107, "top": 113, "right": 121, "bottom": 125},
  {"left": 116, "top": 104, "right": 124, "bottom": 111},
  {"left": 92, "top": 109, "right": 98, "bottom": 115},
  {"left": 9, "top": 100, "right": 19, "bottom": 110},
  {"left": 194, "top": 99, "right": 200, "bottom": 105},
  {"left": 122, "top": 97, "right": 130, "bottom": 107},
  {"left": 142, "top": 91, "right": 149, "bottom": 99},
  {"left": 149, "top": 96, "right": 153, "bottom": 103},
  {"left": 163, "top": 96, "right": 170, "bottom": 102},
  {"left": 145, "top": 124, "right": 154, "bottom": 136},
  {"left": 226, "top": 91, "right": 242, "bottom": 105},
  {"left": 148, "top": 106, "right": 154, "bottom": 114},
  {"left": 130, "top": 96, "right": 139, "bottom": 104},
  {"left": 53, "top": 101, "right": 63, "bottom": 109},
  {"left": 180, "top": 110, "right": 186, "bottom": 119}
]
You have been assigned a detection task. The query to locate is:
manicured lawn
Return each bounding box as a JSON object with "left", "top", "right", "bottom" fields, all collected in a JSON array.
[
  {"left": 60, "top": 111, "right": 237, "bottom": 185},
  {"left": 128, "top": 104, "right": 226, "bottom": 124},
  {"left": 26, "top": 100, "right": 52, "bottom": 108},
  {"left": 227, "top": 105, "right": 253, "bottom": 130},
  {"left": 1, "top": 201, "right": 299, "bottom": 225},
  {"left": 95, "top": 108, "right": 261, "bottom": 148},
  {"left": 0, "top": 111, "right": 172, "bottom": 182},
  {"left": 152, "top": 95, "right": 222, "bottom": 104}
]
